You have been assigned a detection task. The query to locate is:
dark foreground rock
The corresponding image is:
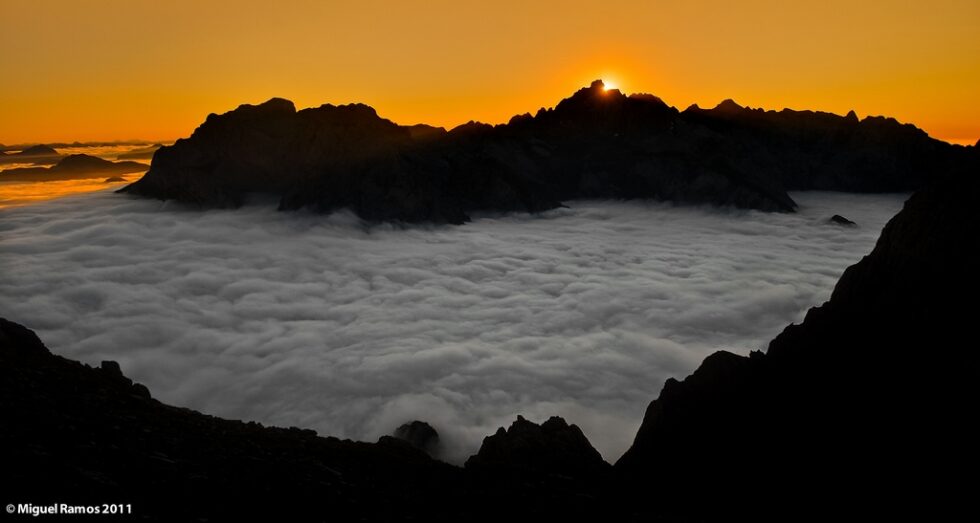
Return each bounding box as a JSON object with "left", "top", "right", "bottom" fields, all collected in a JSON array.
[
  {"left": 615, "top": 167, "right": 980, "bottom": 519},
  {"left": 121, "top": 81, "right": 971, "bottom": 223},
  {"left": 0, "top": 318, "right": 610, "bottom": 521},
  {"left": 0, "top": 154, "right": 147, "bottom": 182}
]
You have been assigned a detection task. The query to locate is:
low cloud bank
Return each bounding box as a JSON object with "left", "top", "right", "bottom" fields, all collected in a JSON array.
[{"left": 0, "top": 191, "right": 906, "bottom": 462}]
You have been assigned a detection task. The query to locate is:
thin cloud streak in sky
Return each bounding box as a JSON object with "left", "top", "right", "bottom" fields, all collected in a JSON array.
[{"left": 0, "top": 191, "right": 906, "bottom": 462}]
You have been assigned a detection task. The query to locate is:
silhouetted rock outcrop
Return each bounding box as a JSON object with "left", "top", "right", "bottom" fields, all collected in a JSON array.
[
  {"left": 0, "top": 144, "right": 62, "bottom": 165},
  {"left": 0, "top": 317, "right": 455, "bottom": 520},
  {"left": 615, "top": 168, "right": 980, "bottom": 519},
  {"left": 121, "top": 81, "right": 970, "bottom": 223},
  {"left": 828, "top": 213, "right": 856, "bottom": 225},
  {"left": 392, "top": 420, "right": 441, "bottom": 456},
  {"left": 465, "top": 415, "right": 609, "bottom": 478},
  {"left": 0, "top": 154, "right": 147, "bottom": 182}
]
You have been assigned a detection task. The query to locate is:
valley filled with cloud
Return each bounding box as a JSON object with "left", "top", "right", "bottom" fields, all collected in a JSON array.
[{"left": 0, "top": 191, "right": 906, "bottom": 462}]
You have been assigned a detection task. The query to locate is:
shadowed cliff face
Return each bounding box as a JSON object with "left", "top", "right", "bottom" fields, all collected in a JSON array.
[
  {"left": 615, "top": 165, "right": 980, "bottom": 518},
  {"left": 0, "top": 318, "right": 455, "bottom": 521},
  {"left": 121, "top": 81, "right": 968, "bottom": 223}
]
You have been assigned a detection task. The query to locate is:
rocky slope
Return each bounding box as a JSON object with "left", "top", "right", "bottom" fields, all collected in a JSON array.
[
  {"left": 615, "top": 165, "right": 979, "bottom": 518},
  {"left": 121, "top": 81, "right": 969, "bottom": 223},
  {"left": 0, "top": 321, "right": 610, "bottom": 521},
  {"left": 0, "top": 154, "right": 148, "bottom": 182}
]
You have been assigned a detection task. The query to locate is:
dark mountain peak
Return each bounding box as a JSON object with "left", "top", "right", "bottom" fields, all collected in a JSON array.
[
  {"left": 554, "top": 79, "right": 629, "bottom": 113},
  {"left": 392, "top": 421, "right": 441, "bottom": 457},
  {"left": 714, "top": 98, "right": 744, "bottom": 112},
  {"left": 195, "top": 98, "right": 300, "bottom": 141},
  {"left": 244, "top": 97, "right": 297, "bottom": 115},
  {"left": 508, "top": 112, "right": 534, "bottom": 126},
  {"left": 464, "top": 415, "right": 609, "bottom": 477},
  {"left": 17, "top": 144, "right": 58, "bottom": 156},
  {"left": 296, "top": 103, "right": 404, "bottom": 134},
  {"left": 846, "top": 109, "right": 859, "bottom": 122},
  {"left": 310, "top": 102, "right": 377, "bottom": 118},
  {"left": 448, "top": 120, "right": 493, "bottom": 135},
  {"left": 628, "top": 92, "right": 668, "bottom": 107},
  {"left": 55, "top": 153, "right": 114, "bottom": 171},
  {"left": 201, "top": 98, "right": 296, "bottom": 126}
]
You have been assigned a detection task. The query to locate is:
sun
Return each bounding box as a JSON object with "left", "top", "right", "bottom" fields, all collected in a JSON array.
[{"left": 602, "top": 79, "right": 618, "bottom": 91}]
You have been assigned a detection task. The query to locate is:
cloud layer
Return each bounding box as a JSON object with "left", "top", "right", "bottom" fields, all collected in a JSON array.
[{"left": 0, "top": 190, "right": 906, "bottom": 462}]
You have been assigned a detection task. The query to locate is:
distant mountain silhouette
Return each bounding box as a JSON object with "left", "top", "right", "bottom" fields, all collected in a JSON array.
[
  {"left": 0, "top": 144, "right": 63, "bottom": 166},
  {"left": 0, "top": 154, "right": 148, "bottom": 182},
  {"left": 121, "top": 81, "right": 973, "bottom": 223}
]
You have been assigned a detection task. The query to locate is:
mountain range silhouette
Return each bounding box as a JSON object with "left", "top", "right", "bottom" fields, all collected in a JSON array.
[{"left": 121, "top": 81, "right": 973, "bottom": 223}]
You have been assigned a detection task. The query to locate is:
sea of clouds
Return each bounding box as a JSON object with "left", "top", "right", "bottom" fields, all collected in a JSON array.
[{"left": 0, "top": 190, "right": 907, "bottom": 463}]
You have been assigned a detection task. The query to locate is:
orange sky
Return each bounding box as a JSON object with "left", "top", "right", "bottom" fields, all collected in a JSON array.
[{"left": 2, "top": 0, "right": 978, "bottom": 146}]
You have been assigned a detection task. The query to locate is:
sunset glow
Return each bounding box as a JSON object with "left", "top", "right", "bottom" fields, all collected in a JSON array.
[
  {"left": 0, "top": 173, "right": 142, "bottom": 209},
  {"left": 1, "top": 1, "right": 978, "bottom": 145}
]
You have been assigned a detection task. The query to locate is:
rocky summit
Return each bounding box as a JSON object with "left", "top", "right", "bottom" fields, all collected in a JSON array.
[
  {"left": 465, "top": 415, "right": 609, "bottom": 478},
  {"left": 120, "top": 81, "right": 971, "bottom": 223}
]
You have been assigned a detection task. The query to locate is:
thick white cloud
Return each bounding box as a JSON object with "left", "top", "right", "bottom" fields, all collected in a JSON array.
[{"left": 0, "top": 190, "right": 906, "bottom": 463}]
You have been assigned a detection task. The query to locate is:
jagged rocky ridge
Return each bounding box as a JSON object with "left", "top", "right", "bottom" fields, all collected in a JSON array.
[
  {"left": 120, "top": 81, "right": 970, "bottom": 223},
  {"left": 4, "top": 164, "right": 977, "bottom": 519},
  {"left": 465, "top": 415, "right": 609, "bottom": 477}
]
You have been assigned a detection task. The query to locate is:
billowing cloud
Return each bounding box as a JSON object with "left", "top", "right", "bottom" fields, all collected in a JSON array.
[{"left": 0, "top": 190, "right": 906, "bottom": 463}]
